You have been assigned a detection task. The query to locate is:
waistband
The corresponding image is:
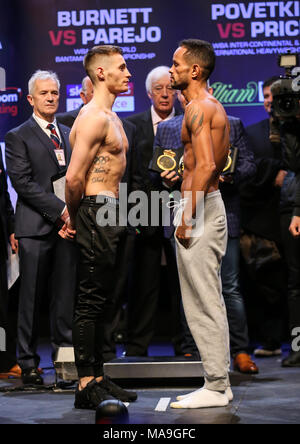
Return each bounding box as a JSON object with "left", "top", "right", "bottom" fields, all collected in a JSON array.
[
  {"left": 82, "top": 195, "right": 119, "bottom": 205},
  {"left": 205, "top": 190, "right": 221, "bottom": 200}
]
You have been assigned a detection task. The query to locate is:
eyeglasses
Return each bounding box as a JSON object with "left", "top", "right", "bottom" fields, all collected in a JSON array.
[{"left": 152, "top": 86, "right": 176, "bottom": 95}]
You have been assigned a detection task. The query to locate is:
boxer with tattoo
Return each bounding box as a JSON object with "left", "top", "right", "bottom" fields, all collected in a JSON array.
[
  {"left": 168, "top": 39, "right": 232, "bottom": 408},
  {"left": 62, "top": 45, "right": 137, "bottom": 409}
]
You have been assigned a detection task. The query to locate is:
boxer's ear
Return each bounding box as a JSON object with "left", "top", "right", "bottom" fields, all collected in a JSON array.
[
  {"left": 191, "top": 64, "right": 201, "bottom": 80},
  {"left": 96, "top": 67, "right": 105, "bottom": 81}
]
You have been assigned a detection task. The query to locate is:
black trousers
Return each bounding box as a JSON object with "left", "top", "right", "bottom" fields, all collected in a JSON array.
[
  {"left": 126, "top": 230, "right": 162, "bottom": 356},
  {"left": 102, "top": 231, "right": 135, "bottom": 361},
  {"left": 280, "top": 213, "right": 300, "bottom": 341},
  {"left": 18, "top": 231, "right": 77, "bottom": 370},
  {"left": 126, "top": 230, "right": 183, "bottom": 356},
  {"left": 240, "top": 232, "right": 286, "bottom": 350},
  {"left": 73, "top": 197, "right": 127, "bottom": 378},
  {"left": 0, "top": 250, "right": 17, "bottom": 372}
]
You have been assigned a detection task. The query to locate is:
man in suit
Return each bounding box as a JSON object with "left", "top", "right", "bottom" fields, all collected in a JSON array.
[
  {"left": 125, "top": 66, "right": 182, "bottom": 356},
  {"left": 56, "top": 76, "right": 94, "bottom": 127},
  {"left": 5, "top": 70, "right": 77, "bottom": 385},
  {"left": 240, "top": 76, "right": 289, "bottom": 358},
  {"left": 154, "top": 105, "right": 259, "bottom": 373},
  {"left": 241, "top": 77, "right": 300, "bottom": 367},
  {"left": 0, "top": 151, "right": 21, "bottom": 378}
]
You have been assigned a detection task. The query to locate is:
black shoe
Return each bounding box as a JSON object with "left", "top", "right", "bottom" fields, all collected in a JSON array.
[
  {"left": 282, "top": 351, "right": 300, "bottom": 367},
  {"left": 98, "top": 376, "right": 138, "bottom": 402},
  {"left": 22, "top": 367, "right": 44, "bottom": 385},
  {"left": 74, "top": 379, "right": 115, "bottom": 410},
  {"left": 103, "top": 353, "right": 117, "bottom": 363}
]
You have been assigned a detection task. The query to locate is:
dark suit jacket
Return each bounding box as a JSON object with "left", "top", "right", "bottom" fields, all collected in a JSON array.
[
  {"left": 240, "top": 118, "right": 284, "bottom": 242},
  {"left": 56, "top": 106, "right": 82, "bottom": 128},
  {"left": 0, "top": 151, "right": 14, "bottom": 259},
  {"left": 125, "top": 108, "right": 182, "bottom": 236},
  {"left": 126, "top": 108, "right": 182, "bottom": 194},
  {"left": 221, "top": 116, "right": 256, "bottom": 237},
  {"left": 5, "top": 117, "right": 71, "bottom": 238}
]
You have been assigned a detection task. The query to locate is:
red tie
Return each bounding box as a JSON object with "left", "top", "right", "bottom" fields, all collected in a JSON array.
[{"left": 47, "top": 123, "right": 61, "bottom": 149}]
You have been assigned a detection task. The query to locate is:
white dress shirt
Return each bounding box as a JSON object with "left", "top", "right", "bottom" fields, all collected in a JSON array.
[
  {"left": 32, "top": 113, "right": 66, "bottom": 216},
  {"left": 32, "top": 113, "right": 62, "bottom": 142},
  {"left": 151, "top": 106, "right": 175, "bottom": 136}
]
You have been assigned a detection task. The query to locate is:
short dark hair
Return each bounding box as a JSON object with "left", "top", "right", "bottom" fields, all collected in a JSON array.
[
  {"left": 83, "top": 45, "right": 123, "bottom": 84},
  {"left": 179, "top": 39, "right": 215, "bottom": 80},
  {"left": 263, "top": 76, "right": 280, "bottom": 90}
]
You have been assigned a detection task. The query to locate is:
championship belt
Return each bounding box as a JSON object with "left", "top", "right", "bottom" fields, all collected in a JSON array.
[
  {"left": 149, "top": 145, "right": 238, "bottom": 176},
  {"left": 157, "top": 150, "right": 177, "bottom": 171},
  {"left": 149, "top": 147, "right": 184, "bottom": 174},
  {"left": 178, "top": 155, "right": 185, "bottom": 177},
  {"left": 222, "top": 145, "right": 239, "bottom": 175}
]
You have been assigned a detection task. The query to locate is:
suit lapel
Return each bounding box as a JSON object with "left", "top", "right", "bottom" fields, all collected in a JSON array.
[
  {"left": 142, "top": 109, "right": 154, "bottom": 145},
  {"left": 29, "top": 117, "right": 60, "bottom": 168}
]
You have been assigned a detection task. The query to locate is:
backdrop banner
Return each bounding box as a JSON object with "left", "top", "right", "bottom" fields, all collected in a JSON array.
[{"left": 1, "top": 1, "right": 299, "bottom": 186}]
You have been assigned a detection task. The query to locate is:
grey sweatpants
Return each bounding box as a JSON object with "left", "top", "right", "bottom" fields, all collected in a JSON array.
[{"left": 175, "top": 190, "right": 230, "bottom": 392}]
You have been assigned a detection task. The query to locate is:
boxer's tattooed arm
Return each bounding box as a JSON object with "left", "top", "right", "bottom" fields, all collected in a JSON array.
[{"left": 185, "top": 105, "right": 204, "bottom": 137}]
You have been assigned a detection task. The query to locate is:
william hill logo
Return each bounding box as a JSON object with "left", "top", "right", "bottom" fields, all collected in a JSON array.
[
  {"left": 0, "top": 87, "right": 22, "bottom": 117},
  {"left": 211, "top": 81, "right": 263, "bottom": 107}
]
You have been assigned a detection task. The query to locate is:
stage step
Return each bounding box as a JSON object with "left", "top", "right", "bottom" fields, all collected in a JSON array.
[
  {"left": 54, "top": 347, "right": 204, "bottom": 381},
  {"left": 104, "top": 356, "right": 204, "bottom": 379}
]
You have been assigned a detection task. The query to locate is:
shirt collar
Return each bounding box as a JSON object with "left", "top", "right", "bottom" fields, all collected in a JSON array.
[
  {"left": 151, "top": 106, "right": 175, "bottom": 126},
  {"left": 33, "top": 113, "right": 57, "bottom": 130}
]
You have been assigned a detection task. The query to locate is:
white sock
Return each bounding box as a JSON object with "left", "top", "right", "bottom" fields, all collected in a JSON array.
[
  {"left": 171, "top": 388, "right": 229, "bottom": 409},
  {"left": 177, "top": 386, "right": 233, "bottom": 402}
]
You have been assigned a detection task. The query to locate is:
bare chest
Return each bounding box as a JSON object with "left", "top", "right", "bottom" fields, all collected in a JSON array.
[{"left": 106, "top": 116, "right": 128, "bottom": 155}]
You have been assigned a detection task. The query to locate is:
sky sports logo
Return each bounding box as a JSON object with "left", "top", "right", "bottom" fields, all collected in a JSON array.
[{"left": 66, "top": 82, "right": 135, "bottom": 112}]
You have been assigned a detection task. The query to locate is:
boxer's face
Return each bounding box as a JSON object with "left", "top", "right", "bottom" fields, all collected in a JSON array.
[
  {"left": 101, "top": 53, "right": 131, "bottom": 95},
  {"left": 170, "top": 47, "right": 190, "bottom": 91}
]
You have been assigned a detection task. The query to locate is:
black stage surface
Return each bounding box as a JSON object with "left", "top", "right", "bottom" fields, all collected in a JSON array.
[{"left": 0, "top": 342, "right": 299, "bottom": 425}]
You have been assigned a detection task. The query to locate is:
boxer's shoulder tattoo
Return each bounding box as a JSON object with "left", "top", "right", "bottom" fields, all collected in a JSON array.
[{"left": 185, "top": 104, "right": 204, "bottom": 136}]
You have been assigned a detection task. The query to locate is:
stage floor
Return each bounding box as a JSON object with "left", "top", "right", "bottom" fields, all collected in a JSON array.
[{"left": 0, "top": 343, "right": 299, "bottom": 425}]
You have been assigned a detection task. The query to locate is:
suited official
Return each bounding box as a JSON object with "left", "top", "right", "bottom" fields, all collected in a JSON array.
[
  {"left": 125, "top": 66, "right": 182, "bottom": 356},
  {"left": 239, "top": 76, "right": 287, "bottom": 357},
  {"left": 5, "top": 70, "right": 77, "bottom": 385},
  {"left": 240, "top": 76, "right": 300, "bottom": 366}
]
